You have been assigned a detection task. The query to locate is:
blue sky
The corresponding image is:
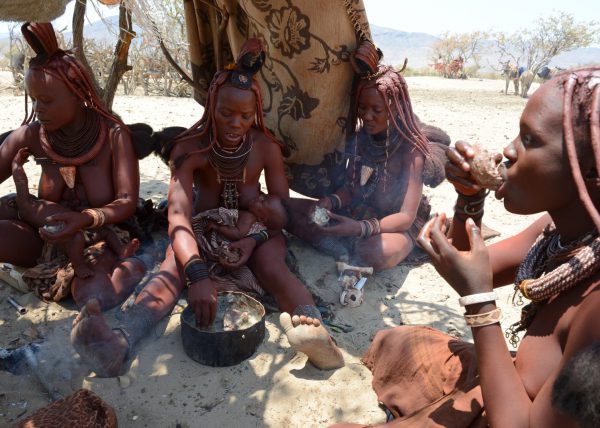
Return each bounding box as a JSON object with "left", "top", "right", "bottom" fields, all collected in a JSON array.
[
  {"left": 1, "top": 0, "right": 599, "bottom": 38},
  {"left": 364, "top": 0, "right": 600, "bottom": 35}
]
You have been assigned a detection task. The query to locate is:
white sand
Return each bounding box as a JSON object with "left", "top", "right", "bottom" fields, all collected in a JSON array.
[{"left": 0, "top": 75, "right": 543, "bottom": 427}]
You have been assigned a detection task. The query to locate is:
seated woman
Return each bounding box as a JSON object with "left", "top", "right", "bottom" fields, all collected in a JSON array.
[
  {"left": 70, "top": 39, "right": 343, "bottom": 377},
  {"left": 11, "top": 147, "right": 139, "bottom": 279},
  {"left": 287, "top": 42, "right": 431, "bottom": 270},
  {"left": 331, "top": 67, "right": 600, "bottom": 427},
  {"left": 0, "top": 22, "right": 145, "bottom": 309}
]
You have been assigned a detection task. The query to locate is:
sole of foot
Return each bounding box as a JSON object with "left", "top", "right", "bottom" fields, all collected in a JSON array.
[
  {"left": 71, "top": 298, "right": 129, "bottom": 377},
  {"left": 280, "top": 312, "right": 344, "bottom": 370}
]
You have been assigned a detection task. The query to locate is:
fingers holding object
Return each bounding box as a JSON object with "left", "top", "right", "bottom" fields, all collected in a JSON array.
[
  {"left": 416, "top": 216, "right": 438, "bottom": 256},
  {"left": 465, "top": 218, "right": 485, "bottom": 253},
  {"left": 428, "top": 213, "right": 454, "bottom": 255}
]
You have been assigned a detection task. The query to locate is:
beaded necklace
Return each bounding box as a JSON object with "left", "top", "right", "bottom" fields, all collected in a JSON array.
[
  {"left": 506, "top": 225, "right": 600, "bottom": 346},
  {"left": 351, "top": 128, "right": 402, "bottom": 199},
  {"left": 207, "top": 133, "right": 254, "bottom": 209}
]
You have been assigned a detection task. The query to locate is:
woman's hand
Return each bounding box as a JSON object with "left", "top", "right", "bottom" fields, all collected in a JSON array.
[
  {"left": 187, "top": 278, "right": 218, "bottom": 328},
  {"left": 319, "top": 211, "right": 362, "bottom": 237},
  {"left": 446, "top": 141, "right": 483, "bottom": 196},
  {"left": 220, "top": 236, "right": 257, "bottom": 269},
  {"left": 416, "top": 213, "right": 493, "bottom": 296},
  {"left": 38, "top": 211, "right": 91, "bottom": 243},
  {"left": 316, "top": 197, "right": 332, "bottom": 210}
]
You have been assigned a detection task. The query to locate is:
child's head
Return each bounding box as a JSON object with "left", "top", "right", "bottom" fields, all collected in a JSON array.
[
  {"left": 248, "top": 195, "right": 288, "bottom": 230},
  {"left": 552, "top": 341, "right": 600, "bottom": 428}
]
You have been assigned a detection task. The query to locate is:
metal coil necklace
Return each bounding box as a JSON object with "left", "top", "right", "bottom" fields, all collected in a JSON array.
[
  {"left": 38, "top": 109, "right": 106, "bottom": 189},
  {"left": 207, "top": 133, "right": 254, "bottom": 209},
  {"left": 39, "top": 108, "right": 104, "bottom": 164}
]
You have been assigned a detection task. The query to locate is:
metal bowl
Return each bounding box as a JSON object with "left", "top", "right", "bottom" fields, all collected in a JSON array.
[{"left": 180, "top": 292, "right": 266, "bottom": 367}]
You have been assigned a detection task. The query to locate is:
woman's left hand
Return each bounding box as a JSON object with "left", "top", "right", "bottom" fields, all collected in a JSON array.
[
  {"left": 38, "top": 211, "right": 91, "bottom": 243},
  {"left": 319, "top": 211, "right": 362, "bottom": 237},
  {"left": 416, "top": 213, "right": 493, "bottom": 296},
  {"left": 220, "top": 236, "right": 256, "bottom": 269}
]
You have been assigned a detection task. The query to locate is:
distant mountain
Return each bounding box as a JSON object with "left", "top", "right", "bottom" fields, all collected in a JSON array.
[
  {"left": 370, "top": 24, "right": 600, "bottom": 71},
  {"left": 552, "top": 47, "right": 600, "bottom": 68},
  {"left": 370, "top": 25, "right": 437, "bottom": 69},
  {"left": 2, "top": 20, "right": 597, "bottom": 71}
]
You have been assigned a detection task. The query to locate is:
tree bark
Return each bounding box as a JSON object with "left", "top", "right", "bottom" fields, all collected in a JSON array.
[{"left": 102, "top": 3, "right": 134, "bottom": 110}]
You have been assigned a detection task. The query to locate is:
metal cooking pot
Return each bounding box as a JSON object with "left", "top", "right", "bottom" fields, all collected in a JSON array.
[{"left": 180, "top": 292, "right": 266, "bottom": 367}]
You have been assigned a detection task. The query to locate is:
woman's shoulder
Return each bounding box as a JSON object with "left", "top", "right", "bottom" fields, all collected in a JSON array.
[
  {"left": 250, "top": 128, "right": 282, "bottom": 154},
  {"left": 3, "top": 122, "right": 41, "bottom": 148}
]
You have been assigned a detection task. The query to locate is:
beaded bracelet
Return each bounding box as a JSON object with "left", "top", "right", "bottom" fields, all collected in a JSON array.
[
  {"left": 249, "top": 230, "right": 270, "bottom": 246},
  {"left": 327, "top": 194, "right": 342, "bottom": 210},
  {"left": 184, "top": 259, "right": 209, "bottom": 286},
  {"left": 82, "top": 208, "right": 106, "bottom": 229},
  {"left": 464, "top": 307, "right": 502, "bottom": 327}
]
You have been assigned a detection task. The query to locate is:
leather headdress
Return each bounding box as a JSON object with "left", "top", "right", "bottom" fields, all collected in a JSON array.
[
  {"left": 350, "top": 40, "right": 383, "bottom": 80},
  {"left": 21, "top": 22, "right": 62, "bottom": 63},
  {"left": 228, "top": 38, "right": 266, "bottom": 90}
]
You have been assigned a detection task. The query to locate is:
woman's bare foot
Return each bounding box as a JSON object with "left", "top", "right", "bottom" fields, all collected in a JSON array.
[
  {"left": 280, "top": 312, "right": 344, "bottom": 370},
  {"left": 71, "top": 298, "right": 129, "bottom": 377}
]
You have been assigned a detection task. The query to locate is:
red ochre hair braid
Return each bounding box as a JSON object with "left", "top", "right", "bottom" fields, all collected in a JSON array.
[
  {"left": 20, "top": 22, "right": 126, "bottom": 132},
  {"left": 560, "top": 67, "right": 600, "bottom": 231},
  {"left": 353, "top": 65, "right": 430, "bottom": 157}
]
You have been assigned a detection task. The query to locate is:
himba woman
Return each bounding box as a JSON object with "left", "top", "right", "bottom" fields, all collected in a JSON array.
[
  {"left": 331, "top": 67, "right": 600, "bottom": 427},
  {"left": 0, "top": 23, "right": 145, "bottom": 310},
  {"left": 71, "top": 39, "right": 344, "bottom": 377},
  {"left": 287, "top": 41, "right": 431, "bottom": 270}
]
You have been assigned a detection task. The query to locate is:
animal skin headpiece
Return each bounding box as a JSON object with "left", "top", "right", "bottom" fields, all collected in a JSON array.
[
  {"left": 350, "top": 40, "right": 383, "bottom": 80},
  {"left": 225, "top": 38, "right": 266, "bottom": 90},
  {"left": 21, "top": 22, "right": 61, "bottom": 62}
]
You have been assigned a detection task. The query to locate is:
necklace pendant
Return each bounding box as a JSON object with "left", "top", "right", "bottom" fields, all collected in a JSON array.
[
  {"left": 59, "top": 166, "right": 77, "bottom": 189},
  {"left": 222, "top": 181, "right": 240, "bottom": 210},
  {"left": 360, "top": 165, "right": 374, "bottom": 186}
]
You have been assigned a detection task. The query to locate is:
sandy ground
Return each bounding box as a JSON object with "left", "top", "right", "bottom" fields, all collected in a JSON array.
[{"left": 0, "top": 72, "right": 544, "bottom": 427}]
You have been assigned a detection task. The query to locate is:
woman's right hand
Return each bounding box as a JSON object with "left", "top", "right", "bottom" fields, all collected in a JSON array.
[
  {"left": 316, "top": 197, "right": 332, "bottom": 211},
  {"left": 187, "top": 277, "right": 218, "bottom": 328},
  {"left": 445, "top": 141, "right": 482, "bottom": 196}
]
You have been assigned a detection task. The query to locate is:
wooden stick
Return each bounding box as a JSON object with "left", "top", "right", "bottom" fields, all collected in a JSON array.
[{"left": 336, "top": 262, "right": 373, "bottom": 275}]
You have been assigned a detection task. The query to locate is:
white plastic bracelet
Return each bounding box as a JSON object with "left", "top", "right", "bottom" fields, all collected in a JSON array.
[{"left": 458, "top": 291, "right": 497, "bottom": 307}]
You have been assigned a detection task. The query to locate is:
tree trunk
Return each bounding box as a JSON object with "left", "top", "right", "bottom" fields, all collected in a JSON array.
[
  {"left": 102, "top": 3, "right": 134, "bottom": 111},
  {"left": 72, "top": 0, "right": 103, "bottom": 99}
]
